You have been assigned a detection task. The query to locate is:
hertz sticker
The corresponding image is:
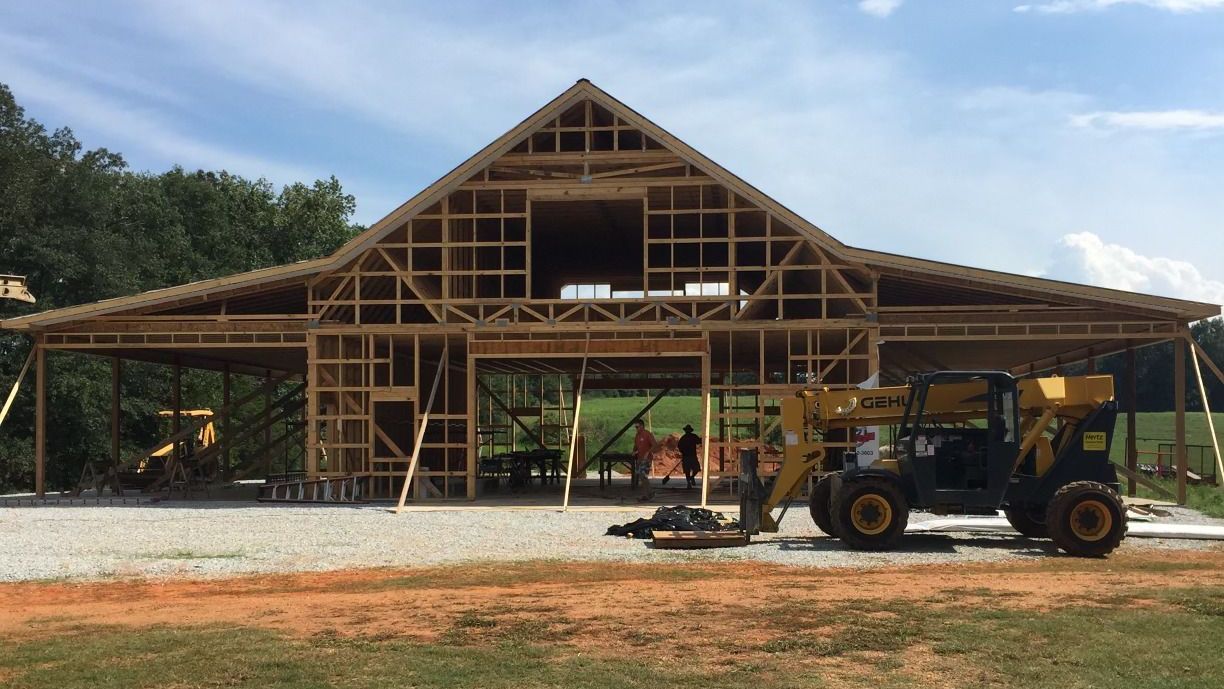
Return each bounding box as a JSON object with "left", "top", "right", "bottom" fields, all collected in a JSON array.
[{"left": 1083, "top": 432, "right": 1107, "bottom": 451}]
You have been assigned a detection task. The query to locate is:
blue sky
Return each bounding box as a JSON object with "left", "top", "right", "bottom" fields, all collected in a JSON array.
[{"left": 2, "top": 0, "right": 1223, "bottom": 306}]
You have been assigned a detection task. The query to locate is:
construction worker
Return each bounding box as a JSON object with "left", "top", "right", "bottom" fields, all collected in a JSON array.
[
  {"left": 632, "top": 418, "right": 656, "bottom": 501},
  {"left": 677, "top": 424, "right": 701, "bottom": 489}
]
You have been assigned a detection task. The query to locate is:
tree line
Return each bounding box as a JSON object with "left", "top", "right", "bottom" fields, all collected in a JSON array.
[
  {"left": 1085, "top": 318, "right": 1224, "bottom": 413},
  {"left": 0, "top": 84, "right": 361, "bottom": 493}
]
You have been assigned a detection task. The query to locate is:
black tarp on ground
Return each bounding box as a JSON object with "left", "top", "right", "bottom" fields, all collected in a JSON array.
[{"left": 606, "top": 505, "right": 740, "bottom": 539}]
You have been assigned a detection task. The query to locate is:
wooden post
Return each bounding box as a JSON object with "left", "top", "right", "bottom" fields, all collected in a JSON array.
[
  {"left": 700, "top": 352, "right": 713, "bottom": 508},
  {"left": 1174, "top": 335, "right": 1187, "bottom": 505},
  {"left": 561, "top": 338, "right": 590, "bottom": 511},
  {"left": 111, "top": 358, "right": 121, "bottom": 467},
  {"left": 395, "top": 345, "right": 447, "bottom": 513},
  {"left": 172, "top": 358, "right": 182, "bottom": 468},
  {"left": 222, "top": 364, "right": 231, "bottom": 480},
  {"left": 1125, "top": 345, "right": 1137, "bottom": 497},
  {"left": 467, "top": 346, "right": 477, "bottom": 501},
  {"left": 1188, "top": 334, "right": 1224, "bottom": 488},
  {"left": 305, "top": 334, "right": 317, "bottom": 477},
  {"left": 263, "top": 370, "right": 272, "bottom": 477},
  {"left": 34, "top": 342, "right": 45, "bottom": 498}
]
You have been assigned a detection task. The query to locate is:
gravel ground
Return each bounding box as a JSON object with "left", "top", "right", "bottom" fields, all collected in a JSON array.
[{"left": 1, "top": 502, "right": 1220, "bottom": 582}]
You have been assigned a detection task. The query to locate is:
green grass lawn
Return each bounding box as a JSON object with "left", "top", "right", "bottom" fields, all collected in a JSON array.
[{"left": 5, "top": 584, "right": 1224, "bottom": 688}]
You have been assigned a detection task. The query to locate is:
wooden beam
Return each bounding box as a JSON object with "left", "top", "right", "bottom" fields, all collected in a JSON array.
[
  {"left": 0, "top": 345, "right": 34, "bottom": 429},
  {"left": 467, "top": 345, "right": 477, "bottom": 501},
  {"left": 700, "top": 352, "right": 713, "bottom": 508},
  {"left": 111, "top": 358, "right": 121, "bottom": 468},
  {"left": 562, "top": 337, "right": 591, "bottom": 511},
  {"left": 1113, "top": 462, "right": 1177, "bottom": 502},
  {"left": 395, "top": 344, "right": 447, "bottom": 513},
  {"left": 469, "top": 338, "right": 706, "bottom": 356},
  {"left": 34, "top": 342, "right": 45, "bottom": 498},
  {"left": 222, "top": 364, "right": 231, "bottom": 480},
  {"left": 1189, "top": 337, "right": 1224, "bottom": 388},
  {"left": 167, "top": 390, "right": 306, "bottom": 487},
  {"left": 172, "top": 358, "right": 182, "bottom": 468},
  {"left": 576, "top": 377, "right": 701, "bottom": 390},
  {"left": 1175, "top": 335, "right": 1187, "bottom": 505},
  {"left": 476, "top": 378, "right": 547, "bottom": 449},
  {"left": 1126, "top": 345, "right": 1137, "bottom": 497},
  {"left": 1187, "top": 333, "right": 1224, "bottom": 489},
  {"left": 586, "top": 386, "right": 674, "bottom": 462}
]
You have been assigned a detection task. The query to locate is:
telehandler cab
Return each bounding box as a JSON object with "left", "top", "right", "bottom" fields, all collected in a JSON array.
[{"left": 750, "top": 371, "right": 1127, "bottom": 557}]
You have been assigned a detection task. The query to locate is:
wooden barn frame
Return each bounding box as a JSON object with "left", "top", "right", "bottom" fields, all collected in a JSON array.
[{"left": 4, "top": 80, "right": 1220, "bottom": 506}]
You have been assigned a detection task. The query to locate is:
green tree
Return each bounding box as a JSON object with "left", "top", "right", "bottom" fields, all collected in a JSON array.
[{"left": 0, "top": 83, "right": 361, "bottom": 493}]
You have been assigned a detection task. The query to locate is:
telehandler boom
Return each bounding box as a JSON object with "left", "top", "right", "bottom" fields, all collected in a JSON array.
[{"left": 749, "top": 371, "right": 1126, "bottom": 557}]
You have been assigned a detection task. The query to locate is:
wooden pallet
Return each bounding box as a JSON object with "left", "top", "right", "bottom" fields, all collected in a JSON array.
[{"left": 651, "top": 530, "right": 749, "bottom": 549}]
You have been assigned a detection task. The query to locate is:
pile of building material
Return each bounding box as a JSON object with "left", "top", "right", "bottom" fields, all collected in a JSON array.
[{"left": 606, "top": 505, "right": 739, "bottom": 540}]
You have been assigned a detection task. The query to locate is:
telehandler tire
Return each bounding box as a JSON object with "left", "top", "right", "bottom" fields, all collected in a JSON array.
[
  {"left": 830, "top": 476, "right": 908, "bottom": 551},
  {"left": 808, "top": 475, "right": 835, "bottom": 536},
  {"left": 1045, "top": 481, "right": 1127, "bottom": 557},
  {"left": 1004, "top": 504, "right": 1049, "bottom": 538}
]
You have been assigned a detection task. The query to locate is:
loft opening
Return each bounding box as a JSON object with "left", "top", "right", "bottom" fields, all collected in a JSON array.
[{"left": 530, "top": 199, "right": 644, "bottom": 299}]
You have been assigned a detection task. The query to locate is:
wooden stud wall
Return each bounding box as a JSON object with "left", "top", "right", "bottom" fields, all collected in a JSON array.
[{"left": 307, "top": 332, "right": 469, "bottom": 500}]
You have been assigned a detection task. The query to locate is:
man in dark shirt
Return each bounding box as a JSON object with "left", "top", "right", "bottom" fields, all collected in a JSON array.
[{"left": 677, "top": 424, "right": 702, "bottom": 489}]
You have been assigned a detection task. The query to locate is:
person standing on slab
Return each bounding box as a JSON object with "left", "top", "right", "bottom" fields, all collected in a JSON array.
[
  {"left": 677, "top": 424, "right": 702, "bottom": 489},
  {"left": 633, "top": 418, "right": 656, "bottom": 501}
]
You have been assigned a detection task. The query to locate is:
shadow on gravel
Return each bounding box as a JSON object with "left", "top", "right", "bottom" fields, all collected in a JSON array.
[{"left": 764, "top": 533, "right": 1061, "bottom": 557}]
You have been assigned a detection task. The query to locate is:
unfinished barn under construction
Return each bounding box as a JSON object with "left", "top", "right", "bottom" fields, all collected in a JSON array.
[{"left": 3, "top": 80, "right": 1220, "bottom": 505}]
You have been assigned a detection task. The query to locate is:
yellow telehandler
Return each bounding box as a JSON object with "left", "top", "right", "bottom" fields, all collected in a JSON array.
[{"left": 740, "top": 371, "right": 1126, "bottom": 557}]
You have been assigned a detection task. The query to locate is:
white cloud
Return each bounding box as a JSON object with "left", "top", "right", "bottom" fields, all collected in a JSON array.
[
  {"left": 1071, "top": 110, "right": 1224, "bottom": 131},
  {"left": 1052, "top": 232, "right": 1224, "bottom": 308},
  {"left": 1015, "top": 0, "right": 1224, "bottom": 13},
  {"left": 858, "top": 0, "right": 904, "bottom": 17},
  {"left": 0, "top": 46, "right": 316, "bottom": 184}
]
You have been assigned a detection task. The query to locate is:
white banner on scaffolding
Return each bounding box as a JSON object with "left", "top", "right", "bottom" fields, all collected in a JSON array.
[{"left": 852, "top": 372, "right": 880, "bottom": 468}]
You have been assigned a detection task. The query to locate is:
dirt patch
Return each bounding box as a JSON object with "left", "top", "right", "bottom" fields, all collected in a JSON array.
[{"left": 3, "top": 549, "right": 1222, "bottom": 661}]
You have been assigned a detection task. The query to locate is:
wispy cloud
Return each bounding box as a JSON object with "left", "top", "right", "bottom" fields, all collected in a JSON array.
[
  {"left": 0, "top": 57, "right": 316, "bottom": 183},
  {"left": 858, "top": 0, "right": 904, "bottom": 17},
  {"left": 1051, "top": 232, "right": 1224, "bottom": 308},
  {"left": 1071, "top": 109, "right": 1224, "bottom": 131},
  {"left": 1015, "top": 0, "right": 1224, "bottom": 13}
]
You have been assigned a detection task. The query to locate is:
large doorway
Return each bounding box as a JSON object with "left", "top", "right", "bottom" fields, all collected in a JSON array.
[{"left": 469, "top": 349, "right": 719, "bottom": 506}]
